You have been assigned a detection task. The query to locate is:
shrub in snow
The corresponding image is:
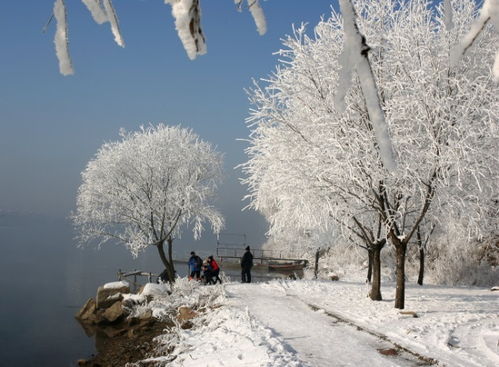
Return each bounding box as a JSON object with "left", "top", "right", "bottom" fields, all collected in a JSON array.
[{"left": 428, "top": 231, "right": 499, "bottom": 287}]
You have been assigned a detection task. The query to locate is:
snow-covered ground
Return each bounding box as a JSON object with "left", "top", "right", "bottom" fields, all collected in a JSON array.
[{"left": 142, "top": 278, "right": 498, "bottom": 367}]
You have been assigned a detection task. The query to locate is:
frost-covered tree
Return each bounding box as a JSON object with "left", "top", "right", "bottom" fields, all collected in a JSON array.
[
  {"left": 451, "top": 0, "right": 499, "bottom": 81},
  {"left": 50, "top": 0, "right": 266, "bottom": 75},
  {"left": 242, "top": 0, "right": 499, "bottom": 308},
  {"left": 73, "top": 124, "right": 224, "bottom": 282}
]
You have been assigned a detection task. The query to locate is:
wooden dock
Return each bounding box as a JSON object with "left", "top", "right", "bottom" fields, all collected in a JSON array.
[{"left": 216, "top": 246, "right": 309, "bottom": 269}]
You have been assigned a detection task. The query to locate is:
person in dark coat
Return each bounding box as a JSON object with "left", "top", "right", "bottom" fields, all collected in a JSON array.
[
  {"left": 241, "top": 246, "right": 253, "bottom": 283},
  {"left": 201, "top": 260, "right": 214, "bottom": 285}
]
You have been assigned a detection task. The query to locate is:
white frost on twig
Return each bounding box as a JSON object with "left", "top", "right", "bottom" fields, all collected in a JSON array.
[
  {"left": 81, "top": 0, "right": 107, "bottom": 24},
  {"left": 165, "top": 0, "right": 206, "bottom": 60},
  {"left": 338, "top": 0, "right": 397, "bottom": 170},
  {"left": 81, "top": 0, "right": 124, "bottom": 47},
  {"left": 248, "top": 0, "right": 267, "bottom": 35},
  {"left": 53, "top": 0, "right": 74, "bottom": 76},
  {"left": 334, "top": 39, "right": 354, "bottom": 113},
  {"left": 451, "top": 0, "right": 499, "bottom": 81},
  {"left": 443, "top": 0, "right": 454, "bottom": 31},
  {"left": 102, "top": 0, "right": 125, "bottom": 47}
]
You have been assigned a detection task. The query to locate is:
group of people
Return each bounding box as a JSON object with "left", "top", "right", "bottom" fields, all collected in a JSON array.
[
  {"left": 188, "top": 246, "right": 254, "bottom": 284},
  {"left": 188, "top": 251, "right": 222, "bottom": 285}
]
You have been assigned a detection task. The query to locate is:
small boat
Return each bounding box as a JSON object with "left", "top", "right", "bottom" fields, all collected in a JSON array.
[{"left": 268, "top": 261, "right": 305, "bottom": 271}]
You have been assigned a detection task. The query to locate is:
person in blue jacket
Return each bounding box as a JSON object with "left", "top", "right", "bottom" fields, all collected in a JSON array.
[{"left": 188, "top": 251, "right": 203, "bottom": 280}]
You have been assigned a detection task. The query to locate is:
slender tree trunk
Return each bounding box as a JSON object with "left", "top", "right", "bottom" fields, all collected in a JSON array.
[
  {"left": 416, "top": 226, "right": 425, "bottom": 286},
  {"left": 370, "top": 244, "right": 382, "bottom": 301},
  {"left": 314, "top": 248, "right": 320, "bottom": 279},
  {"left": 157, "top": 239, "right": 175, "bottom": 284},
  {"left": 367, "top": 249, "right": 373, "bottom": 283},
  {"left": 157, "top": 240, "right": 169, "bottom": 269},
  {"left": 394, "top": 242, "right": 407, "bottom": 309},
  {"left": 167, "top": 237, "right": 175, "bottom": 282},
  {"left": 418, "top": 246, "right": 425, "bottom": 286}
]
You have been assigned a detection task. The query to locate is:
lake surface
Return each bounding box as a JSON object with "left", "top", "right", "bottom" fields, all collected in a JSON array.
[{"left": 0, "top": 214, "right": 288, "bottom": 366}]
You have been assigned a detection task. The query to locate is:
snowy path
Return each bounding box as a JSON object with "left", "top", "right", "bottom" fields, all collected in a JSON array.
[
  {"left": 226, "top": 283, "right": 430, "bottom": 367},
  {"left": 147, "top": 279, "right": 497, "bottom": 367}
]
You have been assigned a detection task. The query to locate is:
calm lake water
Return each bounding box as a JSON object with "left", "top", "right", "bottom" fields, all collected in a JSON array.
[{"left": 0, "top": 214, "right": 288, "bottom": 366}]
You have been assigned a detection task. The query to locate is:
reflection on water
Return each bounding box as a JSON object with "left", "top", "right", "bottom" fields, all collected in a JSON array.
[
  {"left": 0, "top": 216, "right": 164, "bottom": 367},
  {"left": 0, "top": 215, "right": 297, "bottom": 367}
]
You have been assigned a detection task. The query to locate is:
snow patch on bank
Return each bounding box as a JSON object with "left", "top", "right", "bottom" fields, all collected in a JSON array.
[{"left": 103, "top": 280, "right": 129, "bottom": 289}]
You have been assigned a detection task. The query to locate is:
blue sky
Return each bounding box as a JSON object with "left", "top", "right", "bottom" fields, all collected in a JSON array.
[{"left": 0, "top": 0, "right": 340, "bottom": 247}]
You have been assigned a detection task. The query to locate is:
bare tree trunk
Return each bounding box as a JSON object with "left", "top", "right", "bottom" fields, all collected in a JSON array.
[
  {"left": 416, "top": 225, "right": 425, "bottom": 286},
  {"left": 314, "top": 248, "right": 320, "bottom": 279},
  {"left": 367, "top": 249, "right": 373, "bottom": 283},
  {"left": 369, "top": 240, "right": 384, "bottom": 301},
  {"left": 157, "top": 240, "right": 169, "bottom": 269},
  {"left": 369, "top": 248, "right": 382, "bottom": 300},
  {"left": 394, "top": 242, "right": 407, "bottom": 309},
  {"left": 167, "top": 237, "right": 175, "bottom": 282},
  {"left": 157, "top": 239, "right": 175, "bottom": 284},
  {"left": 418, "top": 246, "right": 425, "bottom": 286}
]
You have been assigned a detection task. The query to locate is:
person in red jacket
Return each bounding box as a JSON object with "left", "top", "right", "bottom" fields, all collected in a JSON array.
[{"left": 207, "top": 255, "right": 222, "bottom": 284}]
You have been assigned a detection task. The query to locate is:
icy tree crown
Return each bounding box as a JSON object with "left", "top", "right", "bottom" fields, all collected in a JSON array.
[
  {"left": 73, "top": 124, "right": 224, "bottom": 256},
  {"left": 242, "top": 0, "right": 498, "bottom": 243}
]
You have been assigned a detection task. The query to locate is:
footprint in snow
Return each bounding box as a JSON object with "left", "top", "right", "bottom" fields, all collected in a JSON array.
[{"left": 447, "top": 336, "right": 460, "bottom": 348}]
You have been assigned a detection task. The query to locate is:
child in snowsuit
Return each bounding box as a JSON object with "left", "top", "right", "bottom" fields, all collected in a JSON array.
[{"left": 208, "top": 255, "right": 222, "bottom": 284}]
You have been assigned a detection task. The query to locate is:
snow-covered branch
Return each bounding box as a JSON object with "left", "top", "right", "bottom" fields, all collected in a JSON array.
[
  {"left": 165, "top": 0, "right": 206, "bottom": 60},
  {"left": 51, "top": 0, "right": 267, "bottom": 74},
  {"left": 53, "top": 0, "right": 73, "bottom": 76},
  {"left": 451, "top": 0, "right": 499, "bottom": 81},
  {"left": 337, "top": 0, "right": 396, "bottom": 171},
  {"left": 81, "top": 0, "right": 124, "bottom": 46}
]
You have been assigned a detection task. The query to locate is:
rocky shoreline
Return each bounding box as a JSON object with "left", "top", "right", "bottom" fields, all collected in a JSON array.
[
  {"left": 74, "top": 281, "right": 198, "bottom": 367},
  {"left": 76, "top": 320, "right": 170, "bottom": 367}
]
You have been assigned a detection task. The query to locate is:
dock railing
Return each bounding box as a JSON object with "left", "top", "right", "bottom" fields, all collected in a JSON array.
[
  {"left": 216, "top": 247, "right": 308, "bottom": 267},
  {"left": 117, "top": 269, "right": 159, "bottom": 284}
]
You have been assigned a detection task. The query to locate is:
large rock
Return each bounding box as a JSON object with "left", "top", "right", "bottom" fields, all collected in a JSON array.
[
  {"left": 96, "top": 284, "right": 130, "bottom": 309},
  {"left": 76, "top": 298, "right": 96, "bottom": 322},
  {"left": 103, "top": 301, "right": 125, "bottom": 323}
]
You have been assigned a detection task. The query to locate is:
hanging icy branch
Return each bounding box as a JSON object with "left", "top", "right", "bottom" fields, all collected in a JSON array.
[
  {"left": 247, "top": 0, "right": 267, "bottom": 35},
  {"left": 53, "top": 0, "right": 268, "bottom": 74},
  {"left": 81, "top": 0, "right": 107, "bottom": 24},
  {"left": 451, "top": 0, "right": 499, "bottom": 81},
  {"left": 81, "top": 0, "right": 124, "bottom": 47},
  {"left": 102, "top": 0, "right": 125, "bottom": 47},
  {"left": 165, "top": 0, "right": 206, "bottom": 60},
  {"left": 337, "top": 0, "right": 397, "bottom": 171},
  {"left": 234, "top": 0, "right": 267, "bottom": 35},
  {"left": 54, "top": 0, "right": 74, "bottom": 76}
]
